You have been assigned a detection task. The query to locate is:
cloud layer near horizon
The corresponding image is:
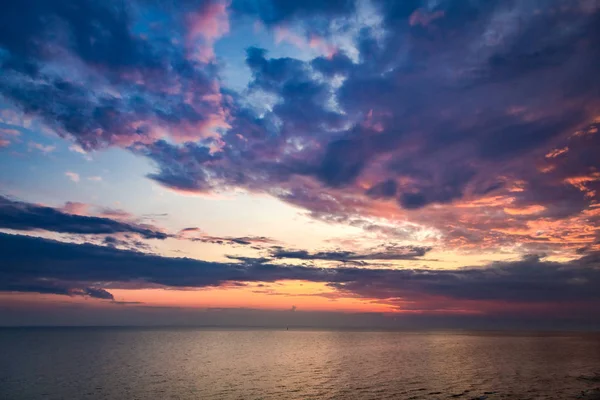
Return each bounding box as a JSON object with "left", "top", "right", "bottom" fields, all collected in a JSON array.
[{"left": 2, "top": 233, "right": 600, "bottom": 318}]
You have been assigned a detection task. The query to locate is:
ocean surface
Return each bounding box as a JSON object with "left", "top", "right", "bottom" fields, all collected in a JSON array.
[{"left": 1, "top": 328, "right": 600, "bottom": 400}]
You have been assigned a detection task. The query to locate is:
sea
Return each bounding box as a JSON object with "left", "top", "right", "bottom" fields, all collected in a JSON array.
[{"left": 1, "top": 328, "right": 599, "bottom": 399}]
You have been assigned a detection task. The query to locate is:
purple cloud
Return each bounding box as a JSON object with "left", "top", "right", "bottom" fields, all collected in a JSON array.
[{"left": 1, "top": 0, "right": 599, "bottom": 255}]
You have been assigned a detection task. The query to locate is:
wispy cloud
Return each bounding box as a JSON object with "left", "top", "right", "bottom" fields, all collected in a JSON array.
[
  {"left": 65, "top": 172, "right": 80, "bottom": 183},
  {"left": 268, "top": 245, "right": 432, "bottom": 263},
  {"left": 28, "top": 141, "right": 55, "bottom": 154},
  {"left": 178, "top": 227, "right": 277, "bottom": 247}
]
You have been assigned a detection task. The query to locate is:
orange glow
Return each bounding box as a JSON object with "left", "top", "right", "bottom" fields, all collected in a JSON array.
[
  {"left": 109, "top": 281, "right": 396, "bottom": 313},
  {"left": 545, "top": 146, "right": 569, "bottom": 158},
  {"left": 503, "top": 204, "right": 545, "bottom": 215}
]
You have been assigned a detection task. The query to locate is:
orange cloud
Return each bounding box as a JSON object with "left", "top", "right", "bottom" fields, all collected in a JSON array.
[
  {"left": 545, "top": 146, "right": 569, "bottom": 158},
  {"left": 564, "top": 172, "right": 600, "bottom": 198},
  {"left": 504, "top": 204, "right": 545, "bottom": 215}
]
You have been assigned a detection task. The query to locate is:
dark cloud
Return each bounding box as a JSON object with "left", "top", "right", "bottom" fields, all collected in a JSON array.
[
  {"left": 0, "top": 0, "right": 153, "bottom": 70},
  {"left": 365, "top": 180, "right": 397, "bottom": 199},
  {"left": 103, "top": 235, "right": 152, "bottom": 252},
  {"left": 269, "top": 245, "right": 431, "bottom": 262},
  {"left": 2, "top": 233, "right": 600, "bottom": 316},
  {"left": 1, "top": 283, "right": 114, "bottom": 301},
  {"left": 0, "top": 195, "right": 169, "bottom": 239},
  {"left": 139, "top": 141, "right": 221, "bottom": 193},
  {"left": 178, "top": 227, "right": 277, "bottom": 246},
  {"left": 74, "top": 287, "right": 115, "bottom": 300},
  {"left": 244, "top": 46, "right": 345, "bottom": 142},
  {"left": 311, "top": 53, "right": 354, "bottom": 77},
  {"left": 317, "top": 138, "right": 369, "bottom": 188},
  {"left": 226, "top": 255, "right": 272, "bottom": 264},
  {"left": 330, "top": 253, "right": 600, "bottom": 305},
  {"left": 0, "top": 233, "right": 330, "bottom": 294}
]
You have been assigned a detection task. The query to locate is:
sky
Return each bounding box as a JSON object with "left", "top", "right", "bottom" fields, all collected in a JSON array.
[{"left": 1, "top": 0, "right": 600, "bottom": 329}]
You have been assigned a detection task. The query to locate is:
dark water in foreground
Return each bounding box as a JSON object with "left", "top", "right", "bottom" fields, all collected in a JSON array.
[{"left": 1, "top": 328, "right": 600, "bottom": 400}]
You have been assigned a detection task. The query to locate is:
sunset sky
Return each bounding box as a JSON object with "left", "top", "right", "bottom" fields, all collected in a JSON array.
[{"left": 1, "top": 0, "right": 600, "bottom": 328}]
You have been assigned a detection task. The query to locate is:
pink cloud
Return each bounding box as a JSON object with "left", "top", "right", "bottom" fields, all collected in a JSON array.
[
  {"left": 68, "top": 144, "right": 87, "bottom": 155},
  {"left": 61, "top": 202, "right": 89, "bottom": 215},
  {"left": 60, "top": 201, "right": 135, "bottom": 221},
  {"left": 165, "top": 81, "right": 231, "bottom": 144},
  {"left": 0, "top": 128, "right": 21, "bottom": 148},
  {"left": 186, "top": 1, "right": 230, "bottom": 63},
  {"left": 409, "top": 9, "right": 445, "bottom": 27},
  {"left": 99, "top": 208, "right": 133, "bottom": 220},
  {"left": 274, "top": 26, "right": 337, "bottom": 58},
  {"left": 0, "top": 128, "right": 20, "bottom": 136},
  {"left": 65, "top": 172, "right": 80, "bottom": 182},
  {"left": 28, "top": 141, "right": 56, "bottom": 154},
  {"left": 361, "top": 110, "right": 392, "bottom": 133},
  {"left": 170, "top": 117, "right": 230, "bottom": 145}
]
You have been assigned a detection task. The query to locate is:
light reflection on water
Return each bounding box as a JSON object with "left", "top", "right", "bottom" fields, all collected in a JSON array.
[{"left": 1, "top": 328, "right": 599, "bottom": 399}]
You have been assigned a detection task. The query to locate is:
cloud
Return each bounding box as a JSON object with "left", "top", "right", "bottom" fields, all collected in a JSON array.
[
  {"left": 97, "top": 207, "right": 133, "bottom": 220},
  {"left": 0, "top": 196, "right": 278, "bottom": 249},
  {"left": 137, "top": 1, "right": 600, "bottom": 231},
  {"left": 102, "top": 235, "right": 152, "bottom": 252},
  {"left": 68, "top": 144, "right": 87, "bottom": 155},
  {"left": 28, "top": 141, "right": 55, "bottom": 154},
  {"left": 2, "top": 233, "right": 600, "bottom": 318},
  {"left": 0, "top": 127, "right": 21, "bottom": 148},
  {"left": 0, "top": 195, "right": 169, "bottom": 239},
  {"left": 187, "top": 0, "right": 231, "bottom": 62},
  {"left": 268, "top": 245, "right": 431, "bottom": 263},
  {"left": 65, "top": 172, "right": 80, "bottom": 183},
  {"left": 0, "top": 128, "right": 21, "bottom": 136},
  {"left": 226, "top": 255, "right": 272, "bottom": 264},
  {"left": 273, "top": 26, "right": 336, "bottom": 58},
  {"left": 0, "top": 0, "right": 230, "bottom": 150},
  {"left": 1, "top": 0, "right": 600, "bottom": 257},
  {"left": 1, "top": 283, "right": 114, "bottom": 300},
  {"left": 178, "top": 227, "right": 277, "bottom": 246},
  {"left": 61, "top": 202, "right": 89, "bottom": 215}
]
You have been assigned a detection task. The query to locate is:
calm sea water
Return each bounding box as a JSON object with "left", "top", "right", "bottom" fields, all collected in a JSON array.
[{"left": 1, "top": 328, "right": 599, "bottom": 399}]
